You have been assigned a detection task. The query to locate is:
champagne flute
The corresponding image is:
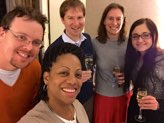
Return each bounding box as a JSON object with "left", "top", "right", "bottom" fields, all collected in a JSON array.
[
  {"left": 134, "top": 88, "right": 147, "bottom": 122},
  {"left": 112, "top": 65, "right": 121, "bottom": 87},
  {"left": 85, "top": 54, "right": 93, "bottom": 70}
]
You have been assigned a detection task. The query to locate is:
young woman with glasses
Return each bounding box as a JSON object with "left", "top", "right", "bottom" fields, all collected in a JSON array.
[{"left": 124, "top": 18, "right": 164, "bottom": 123}]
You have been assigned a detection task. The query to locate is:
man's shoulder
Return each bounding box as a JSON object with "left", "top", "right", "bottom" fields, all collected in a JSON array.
[
  {"left": 22, "top": 59, "right": 41, "bottom": 77},
  {"left": 48, "top": 35, "right": 64, "bottom": 49},
  {"left": 53, "top": 35, "right": 63, "bottom": 44},
  {"left": 28, "top": 59, "right": 41, "bottom": 69},
  {"left": 82, "top": 33, "right": 91, "bottom": 40}
]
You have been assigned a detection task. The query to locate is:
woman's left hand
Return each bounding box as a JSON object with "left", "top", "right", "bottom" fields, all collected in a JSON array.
[
  {"left": 138, "top": 95, "right": 159, "bottom": 110},
  {"left": 115, "top": 72, "right": 125, "bottom": 85},
  {"left": 81, "top": 70, "right": 92, "bottom": 82}
]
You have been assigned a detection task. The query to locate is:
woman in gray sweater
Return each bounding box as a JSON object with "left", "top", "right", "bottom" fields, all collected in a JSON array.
[{"left": 92, "top": 3, "right": 131, "bottom": 123}]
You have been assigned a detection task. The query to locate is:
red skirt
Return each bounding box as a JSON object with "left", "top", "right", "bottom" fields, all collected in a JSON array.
[{"left": 93, "top": 91, "right": 132, "bottom": 123}]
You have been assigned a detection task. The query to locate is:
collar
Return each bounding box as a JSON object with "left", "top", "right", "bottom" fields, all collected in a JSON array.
[
  {"left": 62, "top": 32, "right": 86, "bottom": 47},
  {"left": 0, "top": 68, "right": 21, "bottom": 86}
]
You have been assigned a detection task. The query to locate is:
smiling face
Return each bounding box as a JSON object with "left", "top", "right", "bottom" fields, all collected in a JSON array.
[
  {"left": 131, "top": 23, "right": 153, "bottom": 54},
  {"left": 61, "top": 7, "right": 85, "bottom": 41},
  {"left": 0, "top": 17, "right": 43, "bottom": 70},
  {"left": 104, "top": 8, "right": 124, "bottom": 38},
  {"left": 44, "top": 53, "right": 82, "bottom": 106}
]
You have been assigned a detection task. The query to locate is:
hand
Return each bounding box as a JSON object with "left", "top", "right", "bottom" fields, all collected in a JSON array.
[
  {"left": 138, "top": 95, "right": 159, "bottom": 110},
  {"left": 114, "top": 72, "right": 125, "bottom": 85},
  {"left": 81, "top": 70, "right": 92, "bottom": 83}
]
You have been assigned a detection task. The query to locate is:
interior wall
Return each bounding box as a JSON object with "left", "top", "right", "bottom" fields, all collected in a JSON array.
[{"left": 40, "top": 0, "right": 49, "bottom": 51}]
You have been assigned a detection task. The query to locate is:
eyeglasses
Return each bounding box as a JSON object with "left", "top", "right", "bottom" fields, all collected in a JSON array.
[
  {"left": 8, "top": 29, "right": 43, "bottom": 49},
  {"left": 131, "top": 32, "right": 152, "bottom": 41}
]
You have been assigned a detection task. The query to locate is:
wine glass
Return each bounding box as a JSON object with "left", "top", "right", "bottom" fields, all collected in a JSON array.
[
  {"left": 85, "top": 54, "right": 93, "bottom": 70},
  {"left": 112, "top": 65, "right": 121, "bottom": 87},
  {"left": 134, "top": 88, "right": 147, "bottom": 122}
]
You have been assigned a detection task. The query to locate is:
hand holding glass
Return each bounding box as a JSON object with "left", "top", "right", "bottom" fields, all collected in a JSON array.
[
  {"left": 85, "top": 55, "right": 93, "bottom": 70},
  {"left": 112, "top": 66, "right": 121, "bottom": 87},
  {"left": 112, "top": 66, "right": 121, "bottom": 74},
  {"left": 135, "top": 88, "right": 147, "bottom": 122}
]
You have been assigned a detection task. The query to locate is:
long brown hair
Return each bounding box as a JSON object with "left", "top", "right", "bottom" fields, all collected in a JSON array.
[
  {"left": 124, "top": 18, "right": 159, "bottom": 91},
  {"left": 96, "top": 3, "right": 126, "bottom": 44}
]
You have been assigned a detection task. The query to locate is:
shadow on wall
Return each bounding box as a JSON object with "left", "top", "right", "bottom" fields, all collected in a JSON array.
[
  {"left": 0, "top": 0, "right": 6, "bottom": 22},
  {"left": 5, "top": 0, "right": 40, "bottom": 12}
]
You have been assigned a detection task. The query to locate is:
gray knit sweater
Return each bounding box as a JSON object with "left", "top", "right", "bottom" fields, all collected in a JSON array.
[{"left": 92, "top": 38, "right": 127, "bottom": 97}]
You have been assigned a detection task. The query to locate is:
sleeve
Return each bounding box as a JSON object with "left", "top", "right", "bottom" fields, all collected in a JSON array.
[
  {"left": 157, "top": 99, "right": 164, "bottom": 112},
  {"left": 17, "top": 118, "right": 40, "bottom": 123},
  {"left": 155, "top": 54, "right": 164, "bottom": 112}
]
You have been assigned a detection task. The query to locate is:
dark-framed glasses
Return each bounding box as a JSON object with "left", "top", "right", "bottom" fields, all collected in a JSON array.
[
  {"left": 131, "top": 32, "right": 152, "bottom": 41},
  {"left": 8, "top": 29, "right": 43, "bottom": 49}
]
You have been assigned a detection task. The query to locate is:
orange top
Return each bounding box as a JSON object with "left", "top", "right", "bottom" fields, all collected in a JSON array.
[{"left": 0, "top": 59, "right": 41, "bottom": 123}]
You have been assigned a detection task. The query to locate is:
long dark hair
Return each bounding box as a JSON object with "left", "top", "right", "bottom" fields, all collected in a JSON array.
[
  {"left": 124, "top": 18, "right": 158, "bottom": 91},
  {"left": 96, "top": 3, "right": 126, "bottom": 44},
  {"left": 36, "top": 43, "right": 85, "bottom": 102}
]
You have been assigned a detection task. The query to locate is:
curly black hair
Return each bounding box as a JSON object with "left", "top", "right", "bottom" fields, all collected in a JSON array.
[{"left": 36, "top": 43, "right": 85, "bottom": 102}]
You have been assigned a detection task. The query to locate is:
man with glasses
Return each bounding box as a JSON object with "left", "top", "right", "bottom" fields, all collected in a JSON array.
[{"left": 0, "top": 6, "right": 47, "bottom": 123}]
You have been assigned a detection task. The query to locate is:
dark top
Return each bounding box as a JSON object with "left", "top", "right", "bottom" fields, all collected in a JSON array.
[{"left": 127, "top": 50, "right": 164, "bottom": 123}]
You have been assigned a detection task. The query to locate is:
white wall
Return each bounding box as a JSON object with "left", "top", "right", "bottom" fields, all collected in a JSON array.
[
  {"left": 40, "top": 0, "right": 49, "bottom": 51},
  {"left": 49, "top": 0, "right": 64, "bottom": 44}
]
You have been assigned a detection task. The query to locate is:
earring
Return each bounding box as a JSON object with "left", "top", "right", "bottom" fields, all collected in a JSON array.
[{"left": 43, "top": 84, "right": 47, "bottom": 91}]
